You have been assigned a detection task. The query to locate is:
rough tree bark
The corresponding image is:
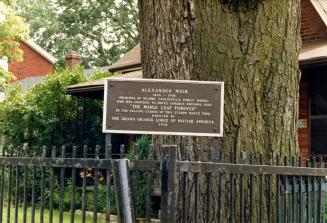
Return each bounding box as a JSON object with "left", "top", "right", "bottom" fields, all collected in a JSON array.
[{"left": 138, "top": 0, "right": 301, "bottom": 222}]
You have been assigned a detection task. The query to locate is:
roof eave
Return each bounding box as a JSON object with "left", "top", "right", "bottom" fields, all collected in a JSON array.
[
  {"left": 109, "top": 64, "right": 141, "bottom": 73},
  {"left": 299, "top": 57, "right": 327, "bottom": 67},
  {"left": 23, "top": 40, "right": 57, "bottom": 64}
]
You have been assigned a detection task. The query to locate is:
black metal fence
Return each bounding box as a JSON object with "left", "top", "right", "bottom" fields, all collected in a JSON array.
[
  {"left": 0, "top": 144, "right": 138, "bottom": 223},
  {"left": 172, "top": 148, "right": 327, "bottom": 223},
  {"left": 0, "top": 144, "right": 326, "bottom": 223}
]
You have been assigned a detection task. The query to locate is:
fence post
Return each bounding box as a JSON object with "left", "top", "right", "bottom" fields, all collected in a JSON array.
[
  {"left": 113, "top": 158, "right": 135, "bottom": 223},
  {"left": 160, "top": 145, "right": 178, "bottom": 223}
]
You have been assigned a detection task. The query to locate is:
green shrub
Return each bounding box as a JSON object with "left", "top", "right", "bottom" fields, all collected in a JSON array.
[
  {"left": 0, "top": 67, "right": 114, "bottom": 210},
  {"left": 86, "top": 184, "right": 117, "bottom": 214},
  {"left": 127, "top": 135, "right": 151, "bottom": 218},
  {"left": 0, "top": 67, "right": 113, "bottom": 149}
]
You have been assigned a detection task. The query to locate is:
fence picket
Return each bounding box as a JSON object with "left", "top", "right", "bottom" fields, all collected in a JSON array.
[
  {"left": 312, "top": 157, "right": 317, "bottom": 223},
  {"left": 249, "top": 153, "right": 254, "bottom": 223},
  {"left": 160, "top": 145, "right": 177, "bottom": 223},
  {"left": 284, "top": 156, "right": 289, "bottom": 223},
  {"left": 205, "top": 149, "right": 212, "bottom": 223},
  {"left": 239, "top": 152, "right": 245, "bottom": 223},
  {"left": 70, "top": 146, "right": 77, "bottom": 223},
  {"left": 291, "top": 156, "right": 296, "bottom": 223},
  {"left": 146, "top": 144, "right": 154, "bottom": 223},
  {"left": 229, "top": 151, "right": 235, "bottom": 223},
  {"left": 39, "top": 147, "right": 46, "bottom": 223},
  {"left": 93, "top": 146, "right": 100, "bottom": 223},
  {"left": 276, "top": 155, "right": 280, "bottom": 223},
  {"left": 181, "top": 146, "right": 188, "bottom": 223},
  {"left": 31, "top": 151, "right": 36, "bottom": 223},
  {"left": 298, "top": 156, "right": 303, "bottom": 223},
  {"left": 0, "top": 148, "right": 4, "bottom": 223},
  {"left": 217, "top": 149, "right": 224, "bottom": 223},
  {"left": 105, "top": 144, "right": 112, "bottom": 223},
  {"left": 317, "top": 157, "right": 323, "bottom": 223},
  {"left": 306, "top": 159, "right": 310, "bottom": 223},
  {"left": 14, "top": 148, "right": 20, "bottom": 223},
  {"left": 259, "top": 154, "right": 263, "bottom": 223},
  {"left": 22, "top": 147, "right": 28, "bottom": 223},
  {"left": 59, "top": 146, "right": 66, "bottom": 223},
  {"left": 6, "top": 149, "right": 13, "bottom": 223},
  {"left": 266, "top": 154, "right": 272, "bottom": 223},
  {"left": 194, "top": 148, "right": 200, "bottom": 223},
  {"left": 49, "top": 146, "right": 56, "bottom": 223},
  {"left": 81, "top": 145, "right": 87, "bottom": 223}
]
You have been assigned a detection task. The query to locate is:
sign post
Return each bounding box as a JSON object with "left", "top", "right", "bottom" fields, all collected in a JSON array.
[{"left": 104, "top": 78, "right": 224, "bottom": 222}]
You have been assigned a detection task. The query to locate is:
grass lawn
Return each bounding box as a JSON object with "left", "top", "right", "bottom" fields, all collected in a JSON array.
[{"left": 2, "top": 206, "right": 113, "bottom": 223}]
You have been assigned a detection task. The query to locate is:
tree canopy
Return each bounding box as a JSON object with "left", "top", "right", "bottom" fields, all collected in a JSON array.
[
  {"left": 16, "top": 0, "right": 139, "bottom": 68},
  {"left": 0, "top": 0, "right": 29, "bottom": 88}
]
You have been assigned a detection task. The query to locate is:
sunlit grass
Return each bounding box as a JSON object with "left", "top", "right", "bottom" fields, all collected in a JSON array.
[{"left": 2, "top": 206, "right": 114, "bottom": 223}]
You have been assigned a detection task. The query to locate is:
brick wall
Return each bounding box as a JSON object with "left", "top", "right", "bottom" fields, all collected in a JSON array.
[
  {"left": 9, "top": 42, "right": 54, "bottom": 80},
  {"left": 301, "top": 0, "right": 327, "bottom": 42},
  {"left": 297, "top": 0, "right": 327, "bottom": 159},
  {"left": 298, "top": 72, "right": 310, "bottom": 159}
]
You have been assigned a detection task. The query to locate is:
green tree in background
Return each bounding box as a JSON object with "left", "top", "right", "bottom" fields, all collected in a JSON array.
[
  {"left": 16, "top": 0, "right": 139, "bottom": 68},
  {"left": 0, "top": 0, "right": 29, "bottom": 88}
]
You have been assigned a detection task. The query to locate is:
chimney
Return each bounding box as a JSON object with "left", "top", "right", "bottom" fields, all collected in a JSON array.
[{"left": 65, "top": 51, "right": 81, "bottom": 68}]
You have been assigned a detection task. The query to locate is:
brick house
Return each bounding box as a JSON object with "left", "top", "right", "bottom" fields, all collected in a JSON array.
[
  {"left": 299, "top": 0, "right": 327, "bottom": 159},
  {"left": 67, "top": 0, "right": 327, "bottom": 158},
  {"left": 9, "top": 40, "right": 56, "bottom": 90},
  {"left": 0, "top": 39, "right": 56, "bottom": 101},
  {"left": 0, "top": 39, "right": 56, "bottom": 144},
  {"left": 0, "top": 40, "right": 56, "bottom": 144}
]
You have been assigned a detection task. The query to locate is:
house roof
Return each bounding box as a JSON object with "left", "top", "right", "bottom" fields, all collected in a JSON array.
[
  {"left": 66, "top": 70, "right": 142, "bottom": 99},
  {"left": 18, "top": 75, "right": 45, "bottom": 92},
  {"left": 299, "top": 41, "right": 327, "bottom": 65},
  {"left": 67, "top": 40, "right": 327, "bottom": 98},
  {"left": 84, "top": 66, "right": 111, "bottom": 78},
  {"left": 297, "top": 0, "right": 327, "bottom": 65},
  {"left": 65, "top": 44, "right": 142, "bottom": 99},
  {"left": 108, "top": 44, "right": 141, "bottom": 72},
  {"left": 23, "top": 40, "right": 57, "bottom": 64},
  {"left": 310, "top": 0, "right": 327, "bottom": 27},
  {"left": 66, "top": 1, "right": 327, "bottom": 99}
]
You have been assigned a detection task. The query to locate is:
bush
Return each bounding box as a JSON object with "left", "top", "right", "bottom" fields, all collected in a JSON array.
[
  {"left": 0, "top": 67, "right": 113, "bottom": 150},
  {"left": 126, "top": 135, "right": 151, "bottom": 218},
  {"left": 0, "top": 67, "right": 114, "bottom": 209},
  {"left": 86, "top": 184, "right": 117, "bottom": 214}
]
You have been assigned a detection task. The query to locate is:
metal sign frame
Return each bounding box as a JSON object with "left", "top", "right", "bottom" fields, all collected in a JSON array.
[{"left": 102, "top": 78, "right": 224, "bottom": 137}]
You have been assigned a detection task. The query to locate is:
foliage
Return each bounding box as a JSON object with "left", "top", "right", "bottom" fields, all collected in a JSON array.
[
  {"left": 0, "top": 67, "right": 112, "bottom": 149},
  {"left": 127, "top": 135, "right": 151, "bottom": 218},
  {"left": 16, "top": 0, "right": 139, "bottom": 68},
  {"left": 0, "top": 0, "right": 29, "bottom": 88},
  {"left": 52, "top": 178, "right": 117, "bottom": 214},
  {"left": 0, "top": 69, "right": 15, "bottom": 89},
  {"left": 85, "top": 184, "right": 117, "bottom": 214},
  {"left": 0, "top": 1, "right": 29, "bottom": 62}
]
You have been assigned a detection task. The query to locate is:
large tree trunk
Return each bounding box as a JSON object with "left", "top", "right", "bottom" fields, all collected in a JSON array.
[{"left": 138, "top": 0, "right": 301, "bottom": 222}]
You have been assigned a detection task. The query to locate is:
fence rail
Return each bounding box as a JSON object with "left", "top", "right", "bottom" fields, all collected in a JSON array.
[{"left": 0, "top": 144, "right": 326, "bottom": 223}]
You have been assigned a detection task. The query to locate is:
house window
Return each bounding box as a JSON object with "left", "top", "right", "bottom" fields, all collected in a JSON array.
[{"left": 310, "top": 69, "right": 327, "bottom": 155}]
